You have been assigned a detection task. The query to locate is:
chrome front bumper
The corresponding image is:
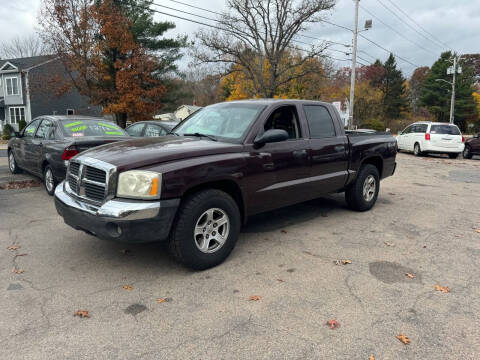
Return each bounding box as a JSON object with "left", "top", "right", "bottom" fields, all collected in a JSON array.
[{"left": 55, "top": 181, "right": 160, "bottom": 221}]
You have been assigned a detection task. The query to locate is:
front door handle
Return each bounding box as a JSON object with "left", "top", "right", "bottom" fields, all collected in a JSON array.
[{"left": 293, "top": 149, "right": 308, "bottom": 159}]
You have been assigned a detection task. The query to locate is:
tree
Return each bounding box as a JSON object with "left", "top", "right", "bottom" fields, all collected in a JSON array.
[
  {"left": 39, "top": 0, "right": 185, "bottom": 127},
  {"left": 381, "top": 54, "right": 407, "bottom": 122},
  {"left": 0, "top": 35, "right": 47, "bottom": 59},
  {"left": 407, "top": 66, "right": 429, "bottom": 114},
  {"left": 420, "top": 51, "right": 478, "bottom": 130},
  {"left": 195, "top": 0, "right": 335, "bottom": 98}
]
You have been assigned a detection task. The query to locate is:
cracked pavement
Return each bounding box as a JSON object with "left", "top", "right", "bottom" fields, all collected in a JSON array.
[{"left": 1, "top": 154, "right": 480, "bottom": 359}]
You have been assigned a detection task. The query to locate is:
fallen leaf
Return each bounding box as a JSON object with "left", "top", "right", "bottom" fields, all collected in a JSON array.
[
  {"left": 15, "top": 253, "right": 28, "bottom": 257},
  {"left": 123, "top": 285, "right": 133, "bottom": 291},
  {"left": 384, "top": 241, "right": 395, "bottom": 247},
  {"left": 397, "top": 333, "right": 411, "bottom": 345},
  {"left": 280, "top": 229, "right": 287, "bottom": 234},
  {"left": 326, "top": 319, "right": 340, "bottom": 329},
  {"left": 406, "top": 273, "right": 415, "bottom": 279},
  {"left": 73, "top": 310, "right": 91, "bottom": 318},
  {"left": 369, "top": 356, "right": 375, "bottom": 360},
  {"left": 248, "top": 295, "right": 261, "bottom": 301},
  {"left": 7, "top": 245, "right": 20, "bottom": 251},
  {"left": 157, "top": 298, "right": 166, "bottom": 303},
  {"left": 342, "top": 259, "right": 352, "bottom": 265},
  {"left": 276, "top": 279, "right": 285, "bottom": 283},
  {"left": 389, "top": 192, "right": 396, "bottom": 195},
  {"left": 476, "top": 230, "right": 480, "bottom": 234},
  {"left": 12, "top": 268, "right": 24, "bottom": 274},
  {"left": 434, "top": 285, "right": 450, "bottom": 293}
]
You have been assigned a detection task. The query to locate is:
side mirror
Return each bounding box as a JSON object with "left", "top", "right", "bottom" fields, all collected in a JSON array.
[
  {"left": 254, "top": 129, "right": 289, "bottom": 147},
  {"left": 12, "top": 131, "right": 20, "bottom": 138}
]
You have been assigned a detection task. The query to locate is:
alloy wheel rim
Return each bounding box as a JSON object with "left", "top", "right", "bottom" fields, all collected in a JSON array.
[
  {"left": 194, "top": 208, "right": 230, "bottom": 254},
  {"left": 9, "top": 153, "right": 15, "bottom": 172},
  {"left": 362, "top": 175, "right": 376, "bottom": 202},
  {"left": 45, "top": 169, "right": 54, "bottom": 192},
  {"left": 414, "top": 145, "right": 419, "bottom": 155}
]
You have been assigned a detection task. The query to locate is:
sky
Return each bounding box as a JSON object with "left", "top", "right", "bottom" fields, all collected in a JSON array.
[{"left": 1, "top": 0, "right": 479, "bottom": 77}]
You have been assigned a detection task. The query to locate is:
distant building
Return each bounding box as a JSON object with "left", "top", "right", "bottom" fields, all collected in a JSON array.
[
  {"left": 332, "top": 99, "right": 350, "bottom": 127},
  {"left": 174, "top": 105, "right": 202, "bottom": 120},
  {"left": 0, "top": 55, "right": 101, "bottom": 131}
]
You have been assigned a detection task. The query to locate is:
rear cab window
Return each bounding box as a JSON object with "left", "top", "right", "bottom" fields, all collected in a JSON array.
[
  {"left": 303, "top": 105, "right": 336, "bottom": 138},
  {"left": 61, "top": 119, "right": 127, "bottom": 137},
  {"left": 429, "top": 125, "right": 461, "bottom": 135}
]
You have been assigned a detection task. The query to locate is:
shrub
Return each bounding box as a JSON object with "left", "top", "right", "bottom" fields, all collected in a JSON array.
[
  {"left": 18, "top": 119, "right": 27, "bottom": 132},
  {"left": 362, "top": 118, "right": 384, "bottom": 132},
  {"left": 2, "top": 124, "right": 14, "bottom": 140}
]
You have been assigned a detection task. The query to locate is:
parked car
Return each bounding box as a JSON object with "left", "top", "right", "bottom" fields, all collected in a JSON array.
[
  {"left": 54, "top": 100, "right": 397, "bottom": 270},
  {"left": 463, "top": 133, "right": 480, "bottom": 159},
  {"left": 125, "top": 121, "right": 178, "bottom": 137},
  {"left": 397, "top": 122, "right": 464, "bottom": 158},
  {"left": 7, "top": 116, "right": 129, "bottom": 195}
]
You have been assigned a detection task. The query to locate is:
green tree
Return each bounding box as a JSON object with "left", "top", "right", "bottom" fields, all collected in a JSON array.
[
  {"left": 381, "top": 54, "right": 407, "bottom": 122},
  {"left": 420, "top": 51, "right": 478, "bottom": 131}
]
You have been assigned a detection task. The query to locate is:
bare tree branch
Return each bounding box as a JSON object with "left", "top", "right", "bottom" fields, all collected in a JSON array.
[{"left": 0, "top": 34, "right": 48, "bottom": 59}]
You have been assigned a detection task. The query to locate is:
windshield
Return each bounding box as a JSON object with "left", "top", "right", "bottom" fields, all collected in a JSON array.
[
  {"left": 173, "top": 103, "right": 266, "bottom": 142},
  {"left": 61, "top": 119, "right": 127, "bottom": 137},
  {"left": 430, "top": 125, "right": 461, "bottom": 135}
]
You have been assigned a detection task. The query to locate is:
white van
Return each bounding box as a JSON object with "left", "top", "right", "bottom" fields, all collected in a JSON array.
[{"left": 397, "top": 122, "right": 464, "bottom": 159}]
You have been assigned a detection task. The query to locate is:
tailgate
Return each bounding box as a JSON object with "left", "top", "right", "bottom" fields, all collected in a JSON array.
[{"left": 430, "top": 134, "right": 462, "bottom": 148}]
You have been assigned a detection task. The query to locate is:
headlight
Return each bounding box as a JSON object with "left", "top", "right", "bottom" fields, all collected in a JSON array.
[{"left": 117, "top": 170, "right": 161, "bottom": 199}]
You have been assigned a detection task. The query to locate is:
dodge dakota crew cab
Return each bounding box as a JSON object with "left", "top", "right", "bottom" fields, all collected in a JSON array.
[{"left": 54, "top": 100, "right": 397, "bottom": 270}]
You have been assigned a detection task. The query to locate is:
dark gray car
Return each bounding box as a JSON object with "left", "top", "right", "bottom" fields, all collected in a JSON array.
[{"left": 7, "top": 115, "right": 129, "bottom": 195}]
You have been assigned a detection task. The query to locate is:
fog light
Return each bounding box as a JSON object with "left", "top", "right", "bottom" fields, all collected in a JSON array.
[{"left": 106, "top": 223, "right": 122, "bottom": 237}]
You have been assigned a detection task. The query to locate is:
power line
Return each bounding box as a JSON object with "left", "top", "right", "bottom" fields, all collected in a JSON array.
[
  {"left": 360, "top": 5, "right": 438, "bottom": 56},
  {"left": 358, "top": 33, "right": 419, "bottom": 67},
  {"left": 164, "top": 0, "right": 222, "bottom": 16},
  {"left": 374, "top": 0, "right": 447, "bottom": 51},
  {"left": 383, "top": 0, "right": 452, "bottom": 50}
]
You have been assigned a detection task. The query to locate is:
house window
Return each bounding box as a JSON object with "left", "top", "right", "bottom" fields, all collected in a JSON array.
[
  {"left": 67, "top": 109, "right": 74, "bottom": 115},
  {"left": 5, "top": 77, "right": 19, "bottom": 96},
  {"left": 9, "top": 107, "right": 25, "bottom": 124}
]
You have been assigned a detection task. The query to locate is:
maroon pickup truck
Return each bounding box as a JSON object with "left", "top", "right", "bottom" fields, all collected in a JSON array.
[{"left": 54, "top": 100, "right": 397, "bottom": 269}]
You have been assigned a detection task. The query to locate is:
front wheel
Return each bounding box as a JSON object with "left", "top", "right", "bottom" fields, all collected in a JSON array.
[
  {"left": 43, "top": 165, "right": 58, "bottom": 196},
  {"left": 169, "top": 189, "right": 241, "bottom": 270},
  {"left": 345, "top": 164, "right": 380, "bottom": 212},
  {"left": 462, "top": 146, "right": 472, "bottom": 159},
  {"left": 8, "top": 151, "right": 22, "bottom": 174},
  {"left": 413, "top": 143, "right": 422, "bottom": 157}
]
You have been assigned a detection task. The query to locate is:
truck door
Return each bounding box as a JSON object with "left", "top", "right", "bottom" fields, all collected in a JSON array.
[
  {"left": 303, "top": 104, "right": 349, "bottom": 195},
  {"left": 247, "top": 105, "right": 311, "bottom": 214}
]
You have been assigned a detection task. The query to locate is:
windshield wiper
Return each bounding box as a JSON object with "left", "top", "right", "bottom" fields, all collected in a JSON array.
[
  {"left": 167, "top": 131, "right": 179, "bottom": 136},
  {"left": 182, "top": 132, "right": 218, "bottom": 141}
]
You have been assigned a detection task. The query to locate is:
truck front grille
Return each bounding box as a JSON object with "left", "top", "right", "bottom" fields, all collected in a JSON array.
[{"left": 68, "top": 159, "right": 114, "bottom": 204}]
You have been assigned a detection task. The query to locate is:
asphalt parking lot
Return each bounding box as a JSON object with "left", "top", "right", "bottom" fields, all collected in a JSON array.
[{"left": 1, "top": 153, "right": 480, "bottom": 360}]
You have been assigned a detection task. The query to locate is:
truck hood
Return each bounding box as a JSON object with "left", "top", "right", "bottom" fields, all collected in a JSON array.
[{"left": 77, "top": 135, "right": 243, "bottom": 171}]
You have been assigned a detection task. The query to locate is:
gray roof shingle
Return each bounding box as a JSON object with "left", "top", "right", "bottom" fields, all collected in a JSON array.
[{"left": 0, "top": 55, "right": 56, "bottom": 70}]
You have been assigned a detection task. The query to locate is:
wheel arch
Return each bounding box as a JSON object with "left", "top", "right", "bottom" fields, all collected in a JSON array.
[
  {"left": 181, "top": 179, "right": 246, "bottom": 225},
  {"left": 360, "top": 156, "right": 383, "bottom": 178}
]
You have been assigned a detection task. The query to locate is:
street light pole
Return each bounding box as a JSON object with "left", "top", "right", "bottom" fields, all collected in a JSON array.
[
  {"left": 449, "top": 55, "right": 457, "bottom": 124},
  {"left": 348, "top": 0, "right": 360, "bottom": 130}
]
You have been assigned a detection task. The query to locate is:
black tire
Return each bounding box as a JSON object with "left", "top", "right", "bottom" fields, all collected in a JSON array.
[
  {"left": 413, "top": 143, "right": 422, "bottom": 157},
  {"left": 43, "top": 165, "right": 58, "bottom": 196},
  {"left": 169, "top": 189, "right": 241, "bottom": 270},
  {"left": 448, "top": 153, "right": 459, "bottom": 159},
  {"left": 8, "top": 150, "right": 22, "bottom": 174},
  {"left": 462, "top": 146, "right": 472, "bottom": 159},
  {"left": 345, "top": 164, "right": 380, "bottom": 212}
]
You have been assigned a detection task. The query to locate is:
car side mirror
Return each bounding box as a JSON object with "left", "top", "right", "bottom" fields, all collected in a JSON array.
[
  {"left": 12, "top": 131, "right": 20, "bottom": 138},
  {"left": 254, "top": 129, "right": 289, "bottom": 148}
]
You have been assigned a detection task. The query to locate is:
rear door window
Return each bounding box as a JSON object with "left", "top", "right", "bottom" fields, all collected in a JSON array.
[
  {"left": 430, "top": 125, "right": 461, "bottom": 135},
  {"left": 35, "top": 119, "right": 54, "bottom": 139},
  {"left": 303, "top": 105, "right": 336, "bottom": 139},
  {"left": 414, "top": 124, "right": 427, "bottom": 133},
  {"left": 144, "top": 124, "right": 167, "bottom": 137}
]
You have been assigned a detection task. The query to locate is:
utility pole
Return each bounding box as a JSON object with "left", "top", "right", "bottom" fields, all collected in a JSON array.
[
  {"left": 449, "top": 55, "right": 457, "bottom": 124},
  {"left": 348, "top": 0, "right": 360, "bottom": 130}
]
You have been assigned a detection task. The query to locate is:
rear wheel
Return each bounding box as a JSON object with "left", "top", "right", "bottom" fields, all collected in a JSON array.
[
  {"left": 43, "top": 165, "right": 58, "bottom": 196},
  {"left": 413, "top": 143, "right": 422, "bottom": 157},
  {"left": 448, "top": 153, "right": 459, "bottom": 159},
  {"left": 463, "top": 146, "right": 472, "bottom": 159},
  {"left": 345, "top": 164, "right": 380, "bottom": 212},
  {"left": 8, "top": 151, "right": 22, "bottom": 174},
  {"left": 169, "top": 189, "right": 241, "bottom": 270}
]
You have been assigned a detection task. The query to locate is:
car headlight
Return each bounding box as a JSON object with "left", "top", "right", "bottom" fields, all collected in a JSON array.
[{"left": 117, "top": 170, "right": 161, "bottom": 199}]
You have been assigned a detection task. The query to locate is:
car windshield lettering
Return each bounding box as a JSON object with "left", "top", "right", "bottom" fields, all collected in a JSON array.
[{"left": 62, "top": 120, "right": 126, "bottom": 137}]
